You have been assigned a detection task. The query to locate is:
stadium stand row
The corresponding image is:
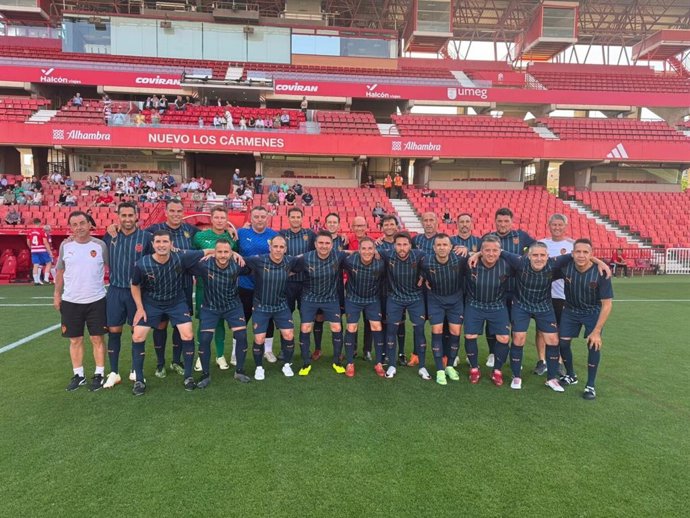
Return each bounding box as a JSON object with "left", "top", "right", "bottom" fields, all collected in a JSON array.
[
  {"left": 393, "top": 115, "right": 539, "bottom": 139},
  {"left": 0, "top": 96, "right": 50, "bottom": 122}
]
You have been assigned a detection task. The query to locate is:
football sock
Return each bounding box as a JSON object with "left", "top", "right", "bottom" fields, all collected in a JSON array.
[
  {"left": 559, "top": 338, "right": 575, "bottom": 376},
  {"left": 465, "top": 337, "right": 479, "bottom": 368},
  {"left": 373, "top": 330, "right": 384, "bottom": 363},
  {"left": 431, "top": 333, "right": 444, "bottom": 371},
  {"left": 214, "top": 321, "right": 226, "bottom": 358},
  {"left": 413, "top": 325, "right": 427, "bottom": 368},
  {"left": 107, "top": 331, "right": 122, "bottom": 374},
  {"left": 545, "top": 344, "right": 560, "bottom": 380},
  {"left": 132, "top": 341, "right": 145, "bottom": 382},
  {"left": 386, "top": 323, "right": 399, "bottom": 365},
  {"left": 74, "top": 366, "right": 84, "bottom": 377},
  {"left": 282, "top": 338, "right": 295, "bottom": 363},
  {"left": 199, "top": 331, "right": 213, "bottom": 375},
  {"left": 252, "top": 341, "right": 263, "bottom": 367},
  {"left": 363, "top": 323, "right": 372, "bottom": 354},
  {"left": 264, "top": 337, "right": 273, "bottom": 354},
  {"left": 299, "top": 331, "right": 311, "bottom": 366},
  {"left": 448, "top": 335, "right": 461, "bottom": 366},
  {"left": 33, "top": 272, "right": 40, "bottom": 283},
  {"left": 586, "top": 346, "right": 601, "bottom": 388},
  {"left": 332, "top": 330, "right": 343, "bottom": 364},
  {"left": 172, "top": 327, "right": 182, "bottom": 364},
  {"left": 313, "top": 321, "right": 324, "bottom": 351},
  {"left": 486, "top": 335, "right": 497, "bottom": 356},
  {"left": 344, "top": 331, "right": 357, "bottom": 365},
  {"left": 153, "top": 328, "right": 166, "bottom": 368},
  {"left": 442, "top": 319, "right": 451, "bottom": 358},
  {"left": 181, "top": 339, "right": 195, "bottom": 378},
  {"left": 95, "top": 365, "right": 105, "bottom": 376},
  {"left": 234, "top": 330, "right": 248, "bottom": 372},
  {"left": 397, "top": 323, "right": 406, "bottom": 354},
  {"left": 510, "top": 343, "right": 524, "bottom": 378},
  {"left": 493, "top": 340, "right": 509, "bottom": 370}
]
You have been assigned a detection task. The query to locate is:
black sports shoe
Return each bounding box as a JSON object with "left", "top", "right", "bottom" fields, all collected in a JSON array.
[
  {"left": 559, "top": 374, "right": 579, "bottom": 386},
  {"left": 89, "top": 374, "right": 104, "bottom": 392},
  {"left": 197, "top": 374, "right": 211, "bottom": 389},
  {"left": 533, "top": 360, "right": 547, "bottom": 376},
  {"left": 66, "top": 374, "right": 86, "bottom": 392},
  {"left": 234, "top": 371, "right": 251, "bottom": 383},
  {"left": 582, "top": 386, "right": 596, "bottom": 400},
  {"left": 558, "top": 363, "right": 567, "bottom": 377},
  {"left": 132, "top": 381, "right": 146, "bottom": 396},
  {"left": 184, "top": 376, "right": 196, "bottom": 391},
  {"left": 398, "top": 354, "right": 408, "bottom": 366}
]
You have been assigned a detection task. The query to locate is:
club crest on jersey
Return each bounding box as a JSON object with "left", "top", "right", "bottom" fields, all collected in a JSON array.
[
  {"left": 184, "top": 231, "right": 190, "bottom": 238},
  {"left": 512, "top": 237, "right": 519, "bottom": 245},
  {"left": 589, "top": 281, "right": 598, "bottom": 289},
  {"left": 303, "top": 235, "right": 309, "bottom": 241},
  {"left": 135, "top": 244, "right": 143, "bottom": 253},
  {"left": 90, "top": 250, "right": 97, "bottom": 258}
]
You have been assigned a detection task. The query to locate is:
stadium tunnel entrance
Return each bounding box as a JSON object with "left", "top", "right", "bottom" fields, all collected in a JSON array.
[{"left": 186, "top": 152, "right": 255, "bottom": 195}]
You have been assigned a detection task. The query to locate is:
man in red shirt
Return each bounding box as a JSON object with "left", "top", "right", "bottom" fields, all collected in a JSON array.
[
  {"left": 26, "top": 218, "right": 53, "bottom": 285},
  {"left": 610, "top": 248, "right": 629, "bottom": 278},
  {"left": 95, "top": 192, "right": 114, "bottom": 207}
]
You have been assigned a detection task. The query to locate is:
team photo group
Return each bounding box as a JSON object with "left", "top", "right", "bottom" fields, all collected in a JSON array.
[{"left": 49, "top": 199, "right": 613, "bottom": 400}]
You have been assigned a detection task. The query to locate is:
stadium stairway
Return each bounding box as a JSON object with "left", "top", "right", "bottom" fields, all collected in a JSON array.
[
  {"left": 561, "top": 199, "right": 649, "bottom": 248},
  {"left": 27, "top": 109, "right": 57, "bottom": 124},
  {"left": 390, "top": 198, "right": 423, "bottom": 232}
]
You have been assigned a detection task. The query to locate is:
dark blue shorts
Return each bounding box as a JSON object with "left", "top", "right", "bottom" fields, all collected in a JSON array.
[
  {"left": 427, "top": 292, "right": 463, "bottom": 326},
  {"left": 386, "top": 298, "right": 426, "bottom": 326},
  {"left": 199, "top": 305, "right": 246, "bottom": 331},
  {"left": 106, "top": 286, "right": 137, "bottom": 327},
  {"left": 345, "top": 299, "right": 382, "bottom": 324},
  {"left": 300, "top": 300, "right": 341, "bottom": 324},
  {"left": 31, "top": 251, "right": 52, "bottom": 265},
  {"left": 559, "top": 309, "right": 602, "bottom": 339},
  {"left": 511, "top": 303, "right": 558, "bottom": 333},
  {"left": 252, "top": 307, "right": 294, "bottom": 334},
  {"left": 137, "top": 300, "right": 192, "bottom": 328},
  {"left": 464, "top": 305, "right": 511, "bottom": 336},
  {"left": 286, "top": 282, "right": 303, "bottom": 312},
  {"left": 184, "top": 284, "right": 194, "bottom": 316}
]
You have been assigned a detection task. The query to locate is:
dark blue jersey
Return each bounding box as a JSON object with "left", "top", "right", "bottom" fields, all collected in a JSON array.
[
  {"left": 237, "top": 227, "right": 278, "bottom": 290},
  {"left": 451, "top": 234, "right": 481, "bottom": 253},
  {"left": 343, "top": 253, "right": 385, "bottom": 304},
  {"left": 294, "top": 250, "right": 348, "bottom": 303},
  {"left": 420, "top": 253, "right": 467, "bottom": 298},
  {"left": 279, "top": 227, "right": 316, "bottom": 282},
  {"left": 501, "top": 251, "right": 572, "bottom": 313},
  {"left": 145, "top": 222, "right": 199, "bottom": 290},
  {"left": 132, "top": 250, "right": 204, "bottom": 306},
  {"left": 244, "top": 254, "right": 299, "bottom": 312},
  {"left": 483, "top": 229, "right": 535, "bottom": 294},
  {"left": 189, "top": 259, "right": 249, "bottom": 312},
  {"left": 380, "top": 249, "right": 425, "bottom": 303},
  {"left": 413, "top": 233, "right": 437, "bottom": 255},
  {"left": 376, "top": 239, "right": 396, "bottom": 254},
  {"left": 102, "top": 228, "right": 153, "bottom": 288},
  {"left": 466, "top": 257, "right": 514, "bottom": 310},
  {"left": 332, "top": 235, "right": 347, "bottom": 252},
  {"left": 559, "top": 262, "right": 614, "bottom": 315}
]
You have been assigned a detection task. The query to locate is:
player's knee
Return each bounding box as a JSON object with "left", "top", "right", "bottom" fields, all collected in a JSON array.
[
  {"left": 330, "top": 323, "right": 341, "bottom": 333},
  {"left": 282, "top": 329, "right": 294, "bottom": 341},
  {"left": 465, "top": 334, "right": 478, "bottom": 339},
  {"left": 346, "top": 323, "right": 358, "bottom": 333},
  {"left": 301, "top": 324, "right": 313, "bottom": 333},
  {"left": 370, "top": 322, "right": 382, "bottom": 332},
  {"left": 496, "top": 335, "right": 510, "bottom": 344}
]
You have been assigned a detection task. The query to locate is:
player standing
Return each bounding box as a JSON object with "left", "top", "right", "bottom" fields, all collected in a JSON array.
[{"left": 27, "top": 218, "right": 53, "bottom": 285}]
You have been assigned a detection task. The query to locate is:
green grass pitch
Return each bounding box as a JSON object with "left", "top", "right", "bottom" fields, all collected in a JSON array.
[{"left": 1, "top": 276, "right": 689, "bottom": 516}]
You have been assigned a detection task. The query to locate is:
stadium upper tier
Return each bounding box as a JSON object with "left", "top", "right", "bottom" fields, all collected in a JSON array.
[
  {"left": 393, "top": 115, "right": 540, "bottom": 139},
  {"left": 572, "top": 191, "right": 690, "bottom": 248},
  {"left": 0, "top": 96, "right": 50, "bottom": 122},
  {"left": 316, "top": 112, "right": 380, "bottom": 135},
  {"left": 536, "top": 118, "right": 689, "bottom": 142}
]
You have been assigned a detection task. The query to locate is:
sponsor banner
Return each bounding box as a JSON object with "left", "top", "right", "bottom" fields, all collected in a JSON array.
[
  {"left": 1, "top": 123, "right": 689, "bottom": 162},
  {"left": 1, "top": 65, "right": 183, "bottom": 90},
  {"left": 272, "top": 79, "right": 690, "bottom": 108}
]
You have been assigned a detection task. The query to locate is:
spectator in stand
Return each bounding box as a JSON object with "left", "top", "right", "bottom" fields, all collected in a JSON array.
[
  {"left": 225, "top": 110, "right": 234, "bottom": 130},
  {"left": 239, "top": 116, "right": 247, "bottom": 130},
  {"left": 269, "top": 180, "right": 279, "bottom": 193},
  {"left": 112, "top": 108, "right": 127, "bottom": 126},
  {"left": 198, "top": 177, "right": 208, "bottom": 193},
  {"left": 151, "top": 111, "right": 161, "bottom": 125},
  {"left": 273, "top": 114, "right": 281, "bottom": 128},
  {"left": 248, "top": 116, "right": 256, "bottom": 128},
  {"left": 280, "top": 180, "right": 290, "bottom": 193},
  {"left": 213, "top": 114, "right": 223, "bottom": 128},
  {"left": 57, "top": 190, "right": 67, "bottom": 206},
  {"left": 292, "top": 181, "right": 303, "bottom": 196},
  {"left": 393, "top": 171, "right": 404, "bottom": 199},
  {"left": 267, "top": 190, "right": 278, "bottom": 207},
  {"left": 72, "top": 93, "right": 83, "bottom": 107},
  {"left": 163, "top": 173, "right": 176, "bottom": 189},
  {"left": 278, "top": 189, "right": 286, "bottom": 205},
  {"left": 15, "top": 188, "right": 27, "bottom": 205},
  {"left": 151, "top": 95, "right": 159, "bottom": 110},
  {"left": 64, "top": 176, "right": 75, "bottom": 189},
  {"left": 85, "top": 209, "right": 97, "bottom": 228},
  {"left": 372, "top": 201, "right": 386, "bottom": 222},
  {"left": 159, "top": 95, "right": 168, "bottom": 112},
  {"left": 240, "top": 186, "right": 253, "bottom": 202},
  {"left": 421, "top": 183, "right": 435, "bottom": 197},
  {"left": 103, "top": 96, "right": 112, "bottom": 124},
  {"left": 31, "top": 176, "right": 43, "bottom": 193},
  {"left": 610, "top": 248, "right": 629, "bottom": 278},
  {"left": 280, "top": 112, "right": 290, "bottom": 126},
  {"left": 265, "top": 118, "right": 274, "bottom": 129},
  {"left": 311, "top": 217, "right": 321, "bottom": 232},
  {"left": 443, "top": 211, "right": 452, "bottom": 224},
  {"left": 144, "top": 96, "right": 153, "bottom": 110},
  {"left": 0, "top": 175, "right": 7, "bottom": 191},
  {"left": 191, "top": 190, "right": 204, "bottom": 210},
  {"left": 65, "top": 190, "right": 78, "bottom": 207},
  {"left": 134, "top": 113, "right": 146, "bottom": 126},
  {"left": 383, "top": 173, "right": 393, "bottom": 198},
  {"left": 29, "top": 190, "right": 43, "bottom": 206},
  {"left": 175, "top": 95, "right": 186, "bottom": 111},
  {"left": 50, "top": 171, "right": 63, "bottom": 185},
  {"left": 146, "top": 190, "right": 159, "bottom": 203},
  {"left": 254, "top": 171, "right": 264, "bottom": 195},
  {"left": 188, "top": 178, "right": 201, "bottom": 192},
  {"left": 94, "top": 191, "right": 114, "bottom": 207},
  {"left": 367, "top": 175, "right": 376, "bottom": 189},
  {"left": 198, "top": 117, "right": 205, "bottom": 128},
  {"left": 206, "top": 188, "right": 217, "bottom": 201},
  {"left": 300, "top": 96, "right": 308, "bottom": 113},
  {"left": 255, "top": 117, "right": 264, "bottom": 129},
  {"left": 302, "top": 189, "right": 314, "bottom": 206},
  {"left": 229, "top": 192, "right": 245, "bottom": 211},
  {"left": 285, "top": 188, "right": 296, "bottom": 206},
  {"left": 232, "top": 169, "right": 241, "bottom": 189},
  {"left": 84, "top": 176, "right": 96, "bottom": 190},
  {"left": 21, "top": 177, "right": 32, "bottom": 192},
  {"left": 5, "top": 206, "right": 22, "bottom": 225}
]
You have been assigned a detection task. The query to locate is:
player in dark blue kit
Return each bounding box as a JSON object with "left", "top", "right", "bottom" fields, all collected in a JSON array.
[
  {"left": 556, "top": 239, "right": 614, "bottom": 400},
  {"left": 379, "top": 232, "right": 428, "bottom": 380},
  {"left": 451, "top": 213, "right": 481, "bottom": 253},
  {"left": 482, "top": 207, "right": 535, "bottom": 368},
  {"left": 189, "top": 239, "right": 248, "bottom": 387},
  {"left": 130, "top": 230, "right": 211, "bottom": 395},
  {"left": 102, "top": 202, "right": 153, "bottom": 389},
  {"left": 237, "top": 206, "right": 279, "bottom": 364},
  {"left": 145, "top": 199, "right": 199, "bottom": 377},
  {"left": 342, "top": 237, "right": 385, "bottom": 378},
  {"left": 420, "top": 233, "right": 467, "bottom": 386},
  {"left": 294, "top": 231, "right": 348, "bottom": 376},
  {"left": 412, "top": 212, "right": 438, "bottom": 255},
  {"left": 464, "top": 235, "right": 514, "bottom": 386},
  {"left": 243, "top": 234, "right": 300, "bottom": 380}
]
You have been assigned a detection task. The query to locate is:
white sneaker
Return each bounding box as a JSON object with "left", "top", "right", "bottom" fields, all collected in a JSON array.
[
  {"left": 129, "top": 370, "right": 136, "bottom": 382},
  {"left": 485, "top": 353, "right": 495, "bottom": 368},
  {"left": 385, "top": 366, "right": 397, "bottom": 378},
  {"left": 194, "top": 357, "right": 203, "bottom": 372},
  {"left": 254, "top": 366, "right": 265, "bottom": 381},
  {"left": 103, "top": 372, "right": 121, "bottom": 389},
  {"left": 453, "top": 356, "right": 460, "bottom": 367},
  {"left": 264, "top": 351, "right": 277, "bottom": 363},
  {"left": 545, "top": 379, "right": 565, "bottom": 393},
  {"left": 282, "top": 363, "right": 294, "bottom": 377},
  {"left": 418, "top": 367, "right": 431, "bottom": 380},
  {"left": 511, "top": 377, "right": 522, "bottom": 390},
  {"left": 216, "top": 356, "right": 230, "bottom": 370}
]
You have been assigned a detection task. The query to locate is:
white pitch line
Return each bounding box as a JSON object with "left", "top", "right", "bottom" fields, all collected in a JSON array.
[
  {"left": 615, "top": 299, "right": 690, "bottom": 302},
  {"left": 0, "top": 303, "right": 53, "bottom": 307},
  {"left": 0, "top": 323, "right": 61, "bottom": 355},
  {"left": 31, "top": 296, "right": 54, "bottom": 299}
]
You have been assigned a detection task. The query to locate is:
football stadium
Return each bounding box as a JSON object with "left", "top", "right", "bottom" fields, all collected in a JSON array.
[{"left": 1, "top": 0, "right": 689, "bottom": 515}]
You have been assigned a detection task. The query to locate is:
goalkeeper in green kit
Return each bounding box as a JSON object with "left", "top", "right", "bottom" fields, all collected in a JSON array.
[{"left": 193, "top": 206, "right": 238, "bottom": 371}]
